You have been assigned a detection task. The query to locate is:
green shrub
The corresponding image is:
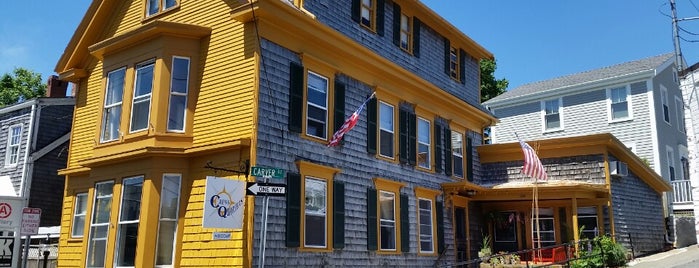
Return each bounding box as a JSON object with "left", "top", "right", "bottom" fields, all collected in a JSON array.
[{"left": 571, "top": 235, "right": 628, "bottom": 268}]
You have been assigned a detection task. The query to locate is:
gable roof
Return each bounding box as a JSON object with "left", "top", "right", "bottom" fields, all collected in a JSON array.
[{"left": 484, "top": 53, "right": 675, "bottom": 106}]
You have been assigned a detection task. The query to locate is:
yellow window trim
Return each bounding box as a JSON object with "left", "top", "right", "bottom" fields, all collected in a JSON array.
[{"left": 296, "top": 161, "right": 340, "bottom": 251}]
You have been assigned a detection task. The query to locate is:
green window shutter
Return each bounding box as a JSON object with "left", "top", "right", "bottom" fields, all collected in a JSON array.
[
  {"left": 367, "top": 188, "right": 378, "bottom": 251},
  {"left": 443, "top": 37, "right": 450, "bottom": 76},
  {"left": 376, "top": 0, "right": 385, "bottom": 36},
  {"left": 459, "top": 49, "right": 467, "bottom": 85},
  {"left": 467, "top": 137, "right": 473, "bottom": 182},
  {"left": 333, "top": 181, "right": 346, "bottom": 249},
  {"left": 408, "top": 111, "right": 417, "bottom": 166},
  {"left": 444, "top": 126, "right": 452, "bottom": 176},
  {"left": 413, "top": 18, "right": 421, "bottom": 58},
  {"left": 288, "top": 62, "right": 304, "bottom": 133},
  {"left": 351, "top": 0, "right": 360, "bottom": 23},
  {"left": 286, "top": 173, "right": 302, "bottom": 247},
  {"left": 392, "top": 3, "right": 401, "bottom": 47},
  {"left": 367, "top": 97, "right": 377, "bottom": 155},
  {"left": 436, "top": 200, "right": 445, "bottom": 253},
  {"left": 334, "top": 81, "right": 346, "bottom": 142},
  {"left": 400, "top": 193, "right": 410, "bottom": 253},
  {"left": 399, "top": 108, "right": 408, "bottom": 164},
  {"left": 434, "top": 123, "right": 443, "bottom": 174}
]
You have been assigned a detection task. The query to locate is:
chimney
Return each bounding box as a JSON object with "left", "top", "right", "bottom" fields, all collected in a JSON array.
[{"left": 46, "top": 75, "right": 68, "bottom": 98}]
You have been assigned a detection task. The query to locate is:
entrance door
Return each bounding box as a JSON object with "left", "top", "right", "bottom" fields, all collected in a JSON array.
[{"left": 454, "top": 207, "right": 468, "bottom": 265}]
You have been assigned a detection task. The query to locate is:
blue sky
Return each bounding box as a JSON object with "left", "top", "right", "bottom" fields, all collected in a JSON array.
[{"left": 1, "top": 0, "right": 698, "bottom": 90}]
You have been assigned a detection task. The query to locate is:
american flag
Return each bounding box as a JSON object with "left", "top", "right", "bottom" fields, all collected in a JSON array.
[
  {"left": 328, "top": 92, "right": 375, "bottom": 147},
  {"left": 518, "top": 137, "right": 547, "bottom": 181}
]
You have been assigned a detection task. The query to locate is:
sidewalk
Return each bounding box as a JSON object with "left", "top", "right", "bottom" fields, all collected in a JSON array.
[{"left": 628, "top": 245, "right": 699, "bottom": 268}]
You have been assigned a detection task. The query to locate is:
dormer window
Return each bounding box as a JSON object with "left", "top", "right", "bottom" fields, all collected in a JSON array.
[{"left": 147, "top": 0, "right": 177, "bottom": 17}]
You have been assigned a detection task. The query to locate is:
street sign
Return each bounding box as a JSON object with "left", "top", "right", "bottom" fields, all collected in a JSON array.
[
  {"left": 250, "top": 166, "right": 285, "bottom": 179},
  {"left": 246, "top": 182, "right": 286, "bottom": 196},
  {"left": 20, "top": 208, "right": 41, "bottom": 235}
]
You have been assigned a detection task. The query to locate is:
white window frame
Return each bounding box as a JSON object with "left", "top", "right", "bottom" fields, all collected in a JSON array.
[
  {"left": 417, "top": 198, "right": 434, "bottom": 254},
  {"left": 114, "top": 176, "right": 144, "bottom": 268},
  {"left": 155, "top": 174, "right": 181, "bottom": 267},
  {"left": 661, "top": 86, "right": 670, "bottom": 124},
  {"left": 451, "top": 130, "right": 464, "bottom": 178},
  {"left": 167, "top": 56, "right": 190, "bottom": 133},
  {"left": 86, "top": 181, "right": 114, "bottom": 268},
  {"left": 417, "top": 117, "right": 431, "bottom": 169},
  {"left": 147, "top": 0, "right": 178, "bottom": 17},
  {"left": 71, "top": 193, "right": 88, "bottom": 238},
  {"left": 606, "top": 85, "right": 632, "bottom": 122},
  {"left": 130, "top": 61, "right": 155, "bottom": 133},
  {"left": 5, "top": 124, "right": 22, "bottom": 166},
  {"left": 667, "top": 146, "right": 676, "bottom": 181},
  {"left": 303, "top": 176, "right": 328, "bottom": 248},
  {"left": 379, "top": 101, "right": 395, "bottom": 159},
  {"left": 379, "top": 190, "right": 397, "bottom": 251},
  {"left": 541, "top": 98, "right": 563, "bottom": 132},
  {"left": 675, "top": 96, "right": 685, "bottom": 133},
  {"left": 305, "top": 71, "right": 328, "bottom": 140},
  {"left": 101, "top": 68, "right": 126, "bottom": 142}
]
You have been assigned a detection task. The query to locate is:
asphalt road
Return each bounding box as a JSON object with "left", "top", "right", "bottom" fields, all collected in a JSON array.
[{"left": 629, "top": 245, "right": 699, "bottom": 268}]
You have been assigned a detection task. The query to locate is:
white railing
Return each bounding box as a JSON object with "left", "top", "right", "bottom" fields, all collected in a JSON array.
[{"left": 672, "top": 180, "right": 694, "bottom": 203}]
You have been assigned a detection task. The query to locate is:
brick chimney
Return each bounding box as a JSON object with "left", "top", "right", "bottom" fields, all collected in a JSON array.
[{"left": 46, "top": 75, "right": 68, "bottom": 98}]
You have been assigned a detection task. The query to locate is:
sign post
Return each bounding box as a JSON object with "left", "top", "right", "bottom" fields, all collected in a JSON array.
[{"left": 253, "top": 166, "right": 286, "bottom": 268}]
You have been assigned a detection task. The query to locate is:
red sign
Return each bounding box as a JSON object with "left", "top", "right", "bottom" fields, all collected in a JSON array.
[{"left": 0, "top": 203, "right": 10, "bottom": 219}]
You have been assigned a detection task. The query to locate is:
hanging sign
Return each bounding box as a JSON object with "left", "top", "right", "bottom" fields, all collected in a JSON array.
[{"left": 203, "top": 176, "right": 245, "bottom": 229}]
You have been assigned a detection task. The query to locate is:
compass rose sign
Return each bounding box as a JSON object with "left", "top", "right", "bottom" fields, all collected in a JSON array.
[{"left": 203, "top": 176, "right": 246, "bottom": 229}]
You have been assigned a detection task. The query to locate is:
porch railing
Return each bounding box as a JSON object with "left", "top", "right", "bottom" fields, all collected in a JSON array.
[{"left": 672, "top": 180, "right": 693, "bottom": 203}]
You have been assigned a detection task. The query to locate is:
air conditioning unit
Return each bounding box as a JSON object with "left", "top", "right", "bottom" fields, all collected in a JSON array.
[{"left": 609, "top": 161, "right": 628, "bottom": 177}]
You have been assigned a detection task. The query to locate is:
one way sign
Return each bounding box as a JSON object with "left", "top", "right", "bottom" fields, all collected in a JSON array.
[{"left": 246, "top": 182, "right": 286, "bottom": 197}]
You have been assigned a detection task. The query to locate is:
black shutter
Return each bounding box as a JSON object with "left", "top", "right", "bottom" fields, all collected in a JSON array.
[
  {"left": 399, "top": 108, "right": 408, "bottom": 164},
  {"left": 288, "top": 62, "right": 304, "bottom": 133},
  {"left": 392, "top": 3, "right": 401, "bottom": 47},
  {"left": 408, "top": 111, "right": 417, "bottom": 166},
  {"left": 286, "top": 173, "right": 302, "bottom": 247},
  {"left": 443, "top": 37, "right": 450, "bottom": 76},
  {"left": 436, "top": 200, "right": 445, "bottom": 254},
  {"left": 376, "top": 0, "right": 385, "bottom": 36},
  {"left": 459, "top": 49, "right": 467, "bottom": 84},
  {"left": 367, "top": 188, "right": 378, "bottom": 251},
  {"left": 413, "top": 18, "right": 421, "bottom": 57},
  {"left": 434, "top": 123, "right": 443, "bottom": 174},
  {"left": 351, "top": 0, "right": 361, "bottom": 23},
  {"left": 333, "top": 181, "right": 345, "bottom": 249},
  {"left": 400, "top": 194, "right": 410, "bottom": 253},
  {"left": 367, "top": 97, "right": 377, "bottom": 155},
  {"left": 467, "top": 137, "right": 474, "bottom": 181},
  {"left": 334, "top": 81, "right": 346, "bottom": 143},
  {"left": 444, "top": 126, "right": 452, "bottom": 176}
]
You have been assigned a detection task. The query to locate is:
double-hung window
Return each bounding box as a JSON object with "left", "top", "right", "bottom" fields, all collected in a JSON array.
[
  {"left": 379, "top": 101, "right": 395, "bottom": 158},
  {"left": 167, "top": 57, "right": 190, "bottom": 132},
  {"left": 306, "top": 71, "right": 328, "bottom": 140},
  {"left": 451, "top": 131, "right": 464, "bottom": 178},
  {"left": 417, "top": 117, "right": 430, "bottom": 169},
  {"left": 379, "top": 190, "right": 397, "bottom": 251},
  {"left": 417, "top": 198, "right": 434, "bottom": 253},
  {"left": 147, "top": 0, "right": 177, "bottom": 17},
  {"left": 71, "top": 193, "right": 88, "bottom": 238},
  {"left": 304, "top": 177, "right": 327, "bottom": 248},
  {"left": 114, "top": 176, "right": 144, "bottom": 267},
  {"left": 399, "top": 14, "right": 411, "bottom": 51},
  {"left": 130, "top": 61, "right": 155, "bottom": 133},
  {"left": 86, "top": 181, "right": 114, "bottom": 268},
  {"left": 608, "top": 86, "right": 630, "bottom": 121},
  {"left": 543, "top": 99, "right": 562, "bottom": 131},
  {"left": 676, "top": 97, "right": 685, "bottom": 132},
  {"left": 661, "top": 86, "right": 670, "bottom": 124},
  {"left": 5, "top": 124, "right": 22, "bottom": 166},
  {"left": 101, "top": 68, "right": 125, "bottom": 142},
  {"left": 156, "top": 174, "right": 181, "bottom": 266},
  {"left": 360, "top": 0, "right": 375, "bottom": 29}
]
